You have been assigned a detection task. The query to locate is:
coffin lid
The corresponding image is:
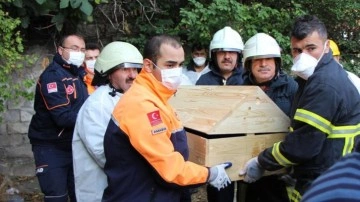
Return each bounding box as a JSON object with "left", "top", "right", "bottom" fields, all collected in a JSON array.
[{"left": 170, "top": 85, "right": 290, "bottom": 135}]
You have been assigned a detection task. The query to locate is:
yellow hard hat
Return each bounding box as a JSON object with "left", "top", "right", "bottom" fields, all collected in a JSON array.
[{"left": 329, "top": 40, "right": 340, "bottom": 56}]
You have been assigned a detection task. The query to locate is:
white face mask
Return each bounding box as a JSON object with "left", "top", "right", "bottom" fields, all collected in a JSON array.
[
  {"left": 161, "top": 67, "right": 183, "bottom": 90},
  {"left": 67, "top": 51, "right": 85, "bottom": 67},
  {"left": 193, "top": 57, "right": 206, "bottom": 66},
  {"left": 291, "top": 53, "right": 318, "bottom": 80},
  {"left": 291, "top": 40, "right": 328, "bottom": 80},
  {"left": 85, "top": 59, "right": 96, "bottom": 73}
]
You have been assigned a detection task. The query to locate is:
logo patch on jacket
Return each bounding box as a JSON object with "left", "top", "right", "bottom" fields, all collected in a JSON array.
[
  {"left": 66, "top": 85, "right": 75, "bottom": 95},
  {"left": 147, "top": 110, "right": 162, "bottom": 126},
  {"left": 152, "top": 127, "right": 167, "bottom": 135},
  {"left": 47, "top": 82, "right": 58, "bottom": 93}
]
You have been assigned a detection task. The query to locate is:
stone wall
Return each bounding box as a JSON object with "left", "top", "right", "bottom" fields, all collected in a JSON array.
[{"left": 0, "top": 45, "right": 53, "bottom": 177}]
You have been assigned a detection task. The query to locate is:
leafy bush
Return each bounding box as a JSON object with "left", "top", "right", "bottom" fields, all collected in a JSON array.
[
  {"left": 0, "top": 1, "right": 35, "bottom": 119},
  {"left": 177, "top": 0, "right": 306, "bottom": 72}
]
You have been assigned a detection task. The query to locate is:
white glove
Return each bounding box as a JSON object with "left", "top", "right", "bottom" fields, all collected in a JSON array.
[
  {"left": 239, "top": 157, "right": 264, "bottom": 183},
  {"left": 208, "top": 162, "right": 232, "bottom": 191}
]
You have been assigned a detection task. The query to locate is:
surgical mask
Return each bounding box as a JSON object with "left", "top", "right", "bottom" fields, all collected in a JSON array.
[
  {"left": 67, "top": 51, "right": 85, "bottom": 67},
  {"left": 161, "top": 68, "right": 183, "bottom": 90},
  {"left": 85, "top": 59, "right": 96, "bottom": 73},
  {"left": 193, "top": 57, "right": 206, "bottom": 66},
  {"left": 291, "top": 40, "right": 328, "bottom": 80}
]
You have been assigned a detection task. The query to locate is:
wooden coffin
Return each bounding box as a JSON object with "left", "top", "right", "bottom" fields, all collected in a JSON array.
[{"left": 170, "top": 85, "right": 290, "bottom": 181}]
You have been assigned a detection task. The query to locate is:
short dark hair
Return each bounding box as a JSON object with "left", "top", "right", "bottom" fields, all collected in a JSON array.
[
  {"left": 191, "top": 42, "right": 207, "bottom": 53},
  {"left": 291, "top": 15, "right": 328, "bottom": 41},
  {"left": 86, "top": 42, "right": 101, "bottom": 51},
  {"left": 143, "top": 34, "right": 182, "bottom": 63},
  {"left": 58, "top": 33, "right": 85, "bottom": 47}
]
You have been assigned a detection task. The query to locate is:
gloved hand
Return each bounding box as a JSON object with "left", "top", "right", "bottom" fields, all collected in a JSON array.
[
  {"left": 239, "top": 157, "right": 264, "bottom": 183},
  {"left": 208, "top": 162, "right": 232, "bottom": 191}
]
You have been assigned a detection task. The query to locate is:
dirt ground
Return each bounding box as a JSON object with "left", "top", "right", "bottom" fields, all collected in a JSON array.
[
  {"left": 0, "top": 175, "right": 208, "bottom": 202},
  {"left": 0, "top": 175, "right": 42, "bottom": 202}
]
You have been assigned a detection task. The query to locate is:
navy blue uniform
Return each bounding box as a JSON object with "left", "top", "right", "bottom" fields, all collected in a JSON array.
[
  {"left": 259, "top": 51, "right": 360, "bottom": 201},
  {"left": 301, "top": 141, "right": 360, "bottom": 202},
  {"left": 28, "top": 53, "right": 88, "bottom": 202}
]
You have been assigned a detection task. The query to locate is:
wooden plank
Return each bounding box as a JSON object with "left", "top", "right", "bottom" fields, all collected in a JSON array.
[
  {"left": 187, "top": 132, "right": 207, "bottom": 165},
  {"left": 187, "top": 132, "right": 286, "bottom": 181}
]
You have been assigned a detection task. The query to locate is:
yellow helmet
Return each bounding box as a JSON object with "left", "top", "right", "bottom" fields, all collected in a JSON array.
[{"left": 329, "top": 40, "right": 340, "bottom": 56}]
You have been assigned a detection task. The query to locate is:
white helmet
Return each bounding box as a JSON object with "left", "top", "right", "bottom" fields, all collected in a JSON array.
[
  {"left": 243, "top": 33, "right": 281, "bottom": 70},
  {"left": 95, "top": 41, "right": 143, "bottom": 75},
  {"left": 209, "top": 26, "right": 244, "bottom": 58}
]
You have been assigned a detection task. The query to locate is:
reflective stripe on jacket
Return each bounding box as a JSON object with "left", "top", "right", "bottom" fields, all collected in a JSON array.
[
  {"left": 102, "top": 69, "right": 209, "bottom": 202},
  {"left": 259, "top": 51, "right": 360, "bottom": 177}
]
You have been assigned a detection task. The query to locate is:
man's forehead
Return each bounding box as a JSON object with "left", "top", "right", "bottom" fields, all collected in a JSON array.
[
  {"left": 291, "top": 32, "right": 322, "bottom": 47},
  {"left": 159, "top": 44, "right": 184, "bottom": 61},
  {"left": 64, "top": 35, "right": 85, "bottom": 46}
]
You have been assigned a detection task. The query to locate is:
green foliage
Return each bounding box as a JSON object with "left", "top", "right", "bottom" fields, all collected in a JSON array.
[
  {"left": 109, "top": 0, "right": 183, "bottom": 52},
  {"left": 177, "top": 0, "right": 306, "bottom": 71},
  {"left": 0, "top": 2, "right": 35, "bottom": 118},
  {"left": 259, "top": 0, "right": 360, "bottom": 74},
  {"left": 6, "top": 0, "right": 94, "bottom": 31}
]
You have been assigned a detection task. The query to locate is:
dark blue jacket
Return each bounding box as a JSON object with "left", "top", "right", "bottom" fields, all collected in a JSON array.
[
  {"left": 259, "top": 51, "right": 360, "bottom": 187},
  {"left": 28, "top": 53, "right": 88, "bottom": 147},
  {"left": 242, "top": 72, "right": 298, "bottom": 116},
  {"left": 196, "top": 65, "right": 244, "bottom": 85}
]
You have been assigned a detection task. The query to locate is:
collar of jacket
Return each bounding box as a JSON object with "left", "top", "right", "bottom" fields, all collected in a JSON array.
[
  {"left": 53, "top": 53, "right": 85, "bottom": 77},
  {"left": 314, "top": 51, "right": 333, "bottom": 72},
  {"left": 133, "top": 68, "right": 176, "bottom": 103}
]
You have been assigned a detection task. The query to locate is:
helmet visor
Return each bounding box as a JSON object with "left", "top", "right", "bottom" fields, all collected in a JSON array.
[
  {"left": 250, "top": 54, "right": 281, "bottom": 60},
  {"left": 212, "top": 48, "right": 242, "bottom": 53},
  {"left": 118, "top": 62, "right": 143, "bottom": 69}
]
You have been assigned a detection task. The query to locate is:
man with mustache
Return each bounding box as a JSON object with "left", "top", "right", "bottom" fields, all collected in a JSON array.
[
  {"left": 240, "top": 33, "right": 298, "bottom": 202},
  {"left": 196, "top": 26, "right": 245, "bottom": 202},
  {"left": 196, "top": 26, "right": 244, "bottom": 85},
  {"left": 72, "top": 41, "right": 143, "bottom": 202},
  {"left": 242, "top": 33, "right": 298, "bottom": 116},
  {"left": 240, "top": 15, "right": 360, "bottom": 202}
]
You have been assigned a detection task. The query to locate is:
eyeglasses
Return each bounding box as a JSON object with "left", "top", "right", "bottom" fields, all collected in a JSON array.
[{"left": 62, "top": 46, "right": 86, "bottom": 53}]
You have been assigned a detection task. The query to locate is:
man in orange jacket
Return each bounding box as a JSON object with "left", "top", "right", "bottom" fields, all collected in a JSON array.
[{"left": 102, "top": 35, "right": 232, "bottom": 202}]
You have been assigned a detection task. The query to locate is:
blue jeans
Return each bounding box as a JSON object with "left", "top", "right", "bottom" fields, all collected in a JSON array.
[{"left": 32, "top": 144, "right": 76, "bottom": 202}]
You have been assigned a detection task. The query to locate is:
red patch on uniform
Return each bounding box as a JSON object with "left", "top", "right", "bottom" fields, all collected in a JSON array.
[
  {"left": 66, "top": 85, "right": 74, "bottom": 95},
  {"left": 147, "top": 110, "right": 162, "bottom": 126},
  {"left": 47, "top": 82, "right": 58, "bottom": 93}
]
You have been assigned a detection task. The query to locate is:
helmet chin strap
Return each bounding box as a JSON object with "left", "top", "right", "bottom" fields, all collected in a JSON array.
[{"left": 108, "top": 83, "right": 124, "bottom": 97}]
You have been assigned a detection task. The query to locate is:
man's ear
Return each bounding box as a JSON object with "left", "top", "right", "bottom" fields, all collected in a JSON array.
[
  {"left": 143, "top": 59, "right": 153, "bottom": 73},
  {"left": 58, "top": 46, "right": 63, "bottom": 55},
  {"left": 324, "top": 40, "right": 330, "bottom": 53}
]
